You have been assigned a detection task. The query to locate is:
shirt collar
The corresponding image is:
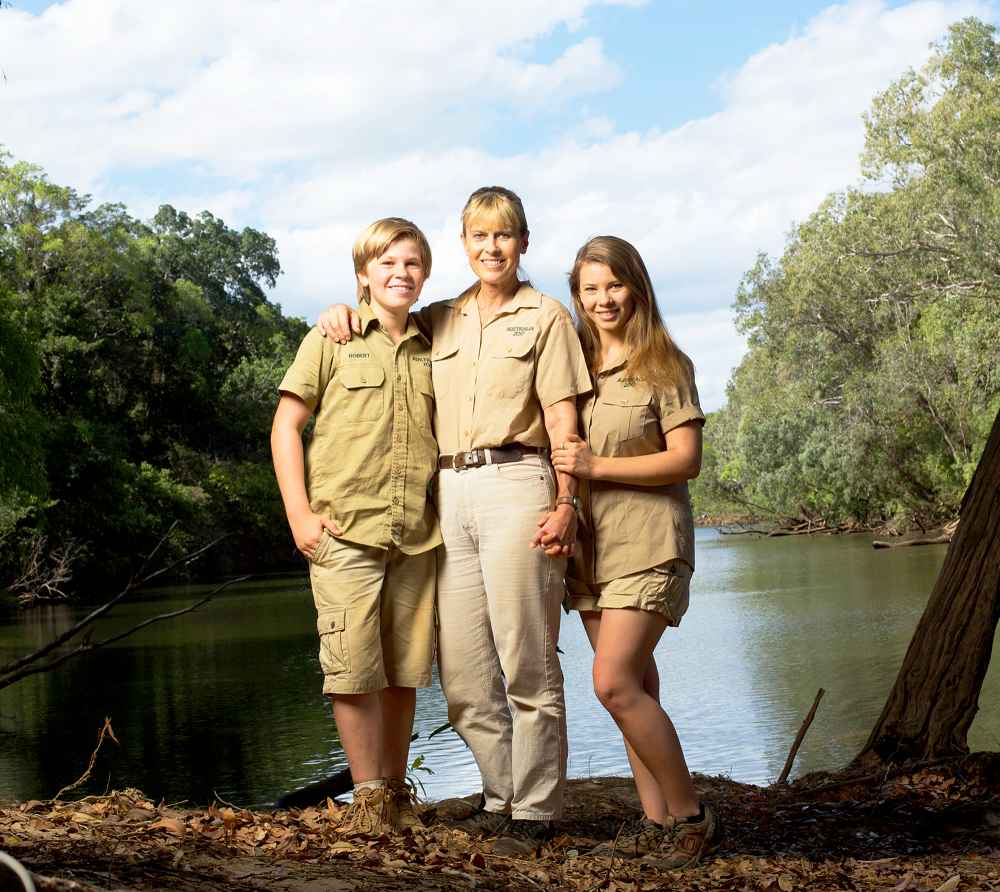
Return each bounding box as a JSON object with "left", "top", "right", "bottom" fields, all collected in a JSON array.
[
  {"left": 598, "top": 355, "right": 629, "bottom": 376},
  {"left": 450, "top": 282, "right": 542, "bottom": 315},
  {"left": 358, "top": 300, "right": 431, "bottom": 347}
]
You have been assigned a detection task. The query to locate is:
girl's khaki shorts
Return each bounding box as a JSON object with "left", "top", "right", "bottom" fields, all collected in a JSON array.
[{"left": 566, "top": 558, "right": 692, "bottom": 627}]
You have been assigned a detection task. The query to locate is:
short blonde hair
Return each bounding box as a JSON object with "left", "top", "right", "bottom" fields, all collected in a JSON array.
[
  {"left": 352, "top": 217, "right": 432, "bottom": 303},
  {"left": 460, "top": 186, "right": 529, "bottom": 237}
]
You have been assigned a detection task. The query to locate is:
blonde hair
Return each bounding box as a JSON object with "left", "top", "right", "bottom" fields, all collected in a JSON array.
[
  {"left": 568, "top": 235, "right": 694, "bottom": 392},
  {"left": 460, "top": 186, "right": 529, "bottom": 238},
  {"left": 352, "top": 217, "right": 432, "bottom": 303}
]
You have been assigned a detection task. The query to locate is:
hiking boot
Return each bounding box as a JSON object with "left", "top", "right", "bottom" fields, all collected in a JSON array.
[
  {"left": 386, "top": 778, "right": 424, "bottom": 832},
  {"left": 501, "top": 818, "right": 555, "bottom": 842},
  {"left": 334, "top": 784, "right": 391, "bottom": 838},
  {"left": 452, "top": 807, "right": 510, "bottom": 837},
  {"left": 643, "top": 802, "right": 721, "bottom": 869},
  {"left": 589, "top": 816, "right": 664, "bottom": 859}
]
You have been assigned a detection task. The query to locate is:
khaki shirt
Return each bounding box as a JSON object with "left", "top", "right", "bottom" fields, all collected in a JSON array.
[
  {"left": 571, "top": 358, "right": 705, "bottom": 584},
  {"left": 422, "top": 285, "right": 592, "bottom": 454},
  {"left": 278, "top": 301, "right": 441, "bottom": 555}
]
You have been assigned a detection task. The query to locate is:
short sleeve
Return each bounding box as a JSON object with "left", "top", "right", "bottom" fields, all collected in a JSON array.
[
  {"left": 655, "top": 366, "right": 705, "bottom": 434},
  {"left": 533, "top": 307, "right": 593, "bottom": 408},
  {"left": 278, "top": 327, "right": 337, "bottom": 411}
]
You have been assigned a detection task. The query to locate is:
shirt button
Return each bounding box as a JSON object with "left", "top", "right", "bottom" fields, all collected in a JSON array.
[{"left": 392, "top": 497, "right": 399, "bottom": 505}]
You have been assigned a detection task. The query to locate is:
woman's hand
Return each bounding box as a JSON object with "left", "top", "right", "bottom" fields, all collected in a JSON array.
[
  {"left": 530, "top": 505, "right": 577, "bottom": 558},
  {"left": 551, "top": 434, "right": 600, "bottom": 480},
  {"left": 290, "top": 510, "right": 341, "bottom": 561},
  {"left": 317, "top": 304, "right": 361, "bottom": 343}
]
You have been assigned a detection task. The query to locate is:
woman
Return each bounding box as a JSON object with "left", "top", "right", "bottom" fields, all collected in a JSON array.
[
  {"left": 319, "top": 187, "right": 591, "bottom": 841},
  {"left": 550, "top": 236, "right": 721, "bottom": 868}
]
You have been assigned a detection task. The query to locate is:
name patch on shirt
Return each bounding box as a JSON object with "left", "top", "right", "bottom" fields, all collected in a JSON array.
[
  {"left": 414, "top": 356, "right": 431, "bottom": 367},
  {"left": 618, "top": 375, "right": 641, "bottom": 388},
  {"left": 507, "top": 325, "right": 535, "bottom": 337},
  {"left": 348, "top": 352, "right": 372, "bottom": 360}
]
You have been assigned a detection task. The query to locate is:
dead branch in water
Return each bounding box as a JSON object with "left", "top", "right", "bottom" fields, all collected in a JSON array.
[
  {"left": 11, "top": 535, "right": 83, "bottom": 606},
  {"left": 0, "top": 527, "right": 240, "bottom": 692}
]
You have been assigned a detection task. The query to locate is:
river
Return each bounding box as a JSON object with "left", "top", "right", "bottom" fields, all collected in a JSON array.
[{"left": 1, "top": 529, "right": 996, "bottom": 807}]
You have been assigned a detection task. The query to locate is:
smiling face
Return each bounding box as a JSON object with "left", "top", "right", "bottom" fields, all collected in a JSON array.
[
  {"left": 357, "top": 237, "right": 428, "bottom": 315},
  {"left": 577, "top": 261, "right": 635, "bottom": 338},
  {"left": 461, "top": 214, "right": 528, "bottom": 291}
]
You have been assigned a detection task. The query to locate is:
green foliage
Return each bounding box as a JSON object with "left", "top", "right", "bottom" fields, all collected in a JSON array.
[
  {"left": 0, "top": 148, "right": 309, "bottom": 590},
  {"left": 707, "top": 18, "right": 1000, "bottom": 527}
]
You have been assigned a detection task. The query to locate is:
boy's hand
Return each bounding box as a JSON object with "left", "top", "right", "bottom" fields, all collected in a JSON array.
[
  {"left": 290, "top": 511, "right": 342, "bottom": 561},
  {"left": 530, "top": 505, "right": 576, "bottom": 559},
  {"left": 318, "top": 304, "right": 361, "bottom": 344}
]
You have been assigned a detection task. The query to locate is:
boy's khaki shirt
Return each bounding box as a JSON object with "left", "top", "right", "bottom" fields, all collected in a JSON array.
[
  {"left": 423, "top": 285, "right": 591, "bottom": 454},
  {"left": 278, "top": 301, "right": 441, "bottom": 555},
  {"left": 572, "top": 359, "right": 705, "bottom": 584}
]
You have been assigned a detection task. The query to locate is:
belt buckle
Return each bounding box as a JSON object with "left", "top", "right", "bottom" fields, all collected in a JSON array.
[{"left": 454, "top": 448, "right": 483, "bottom": 471}]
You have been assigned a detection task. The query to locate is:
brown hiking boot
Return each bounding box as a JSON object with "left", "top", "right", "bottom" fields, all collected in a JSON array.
[
  {"left": 643, "top": 802, "right": 721, "bottom": 869},
  {"left": 386, "top": 778, "right": 424, "bottom": 831},
  {"left": 589, "top": 816, "right": 664, "bottom": 859},
  {"left": 334, "top": 784, "right": 391, "bottom": 838}
]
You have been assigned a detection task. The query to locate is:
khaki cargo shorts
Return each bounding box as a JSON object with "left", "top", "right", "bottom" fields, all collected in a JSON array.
[
  {"left": 308, "top": 533, "right": 436, "bottom": 696},
  {"left": 566, "top": 558, "right": 692, "bottom": 627}
]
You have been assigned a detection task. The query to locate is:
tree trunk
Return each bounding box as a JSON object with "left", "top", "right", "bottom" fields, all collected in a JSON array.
[{"left": 854, "top": 408, "right": 1000, "bottom": 768}]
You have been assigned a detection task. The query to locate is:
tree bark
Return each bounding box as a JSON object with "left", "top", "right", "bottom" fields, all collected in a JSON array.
[{"left": 854, "top": 408, "right": 1000, "bottom": 768}]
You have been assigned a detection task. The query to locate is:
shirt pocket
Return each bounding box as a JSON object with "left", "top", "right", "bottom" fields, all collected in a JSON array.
[
  {"left": 487, "top": 335, "right": 535, "bottom": 399},
  {"left": 338, "top": 364, "right": 385, "bottom": 423},
  {"left": 599, "top": 392, "right": 655, "bottom": 442}
]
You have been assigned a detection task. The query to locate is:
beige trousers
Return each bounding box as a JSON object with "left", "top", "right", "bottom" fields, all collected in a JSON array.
[{"left": 435, "top": 455, "right": 568, "bottom": 820}]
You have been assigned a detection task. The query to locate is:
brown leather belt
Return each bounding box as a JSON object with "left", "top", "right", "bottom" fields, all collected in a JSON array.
[{"left": 438, "top": 444, "right": 542, "bottom": 471}]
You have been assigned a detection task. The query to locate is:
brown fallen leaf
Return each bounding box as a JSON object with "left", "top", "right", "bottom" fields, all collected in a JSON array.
[
  {"left": 935, "top": 877, "right": 961, "bottom": 892},
  {"left": 149, "top": 816, "right": 186, "bottom": 836},
  {"left": 70, "top": 812, "right": 101, "bottom": 825},
  {"left": 777, "top": 874, "right": 795, "bottom": 891}
]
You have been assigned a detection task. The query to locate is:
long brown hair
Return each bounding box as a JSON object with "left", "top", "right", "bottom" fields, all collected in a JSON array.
[{"left": 568, "top": 235, "right": 694, "bottom": 392}]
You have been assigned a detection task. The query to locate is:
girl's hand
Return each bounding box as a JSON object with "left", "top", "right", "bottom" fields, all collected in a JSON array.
[
  {"left": 290, "top": 511, "right": 341, "bottom": 561},
  {"left": 551, "top": 434, "right": 599, "bottom": 479},
  {"left": 317, "top": 304, "right": 361, "bottom": 343}
]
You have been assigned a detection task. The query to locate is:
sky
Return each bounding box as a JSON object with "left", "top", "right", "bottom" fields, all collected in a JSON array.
[{"left": 1, "top": 0, "right": 996, "bottom": 410}]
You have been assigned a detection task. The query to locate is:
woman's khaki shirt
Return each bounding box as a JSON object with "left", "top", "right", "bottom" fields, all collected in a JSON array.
[
  {"left": 422, "top": 285, "right": 591, "bottom": 454},
  {"left": 571, "top": 359, "right": 705, "bottom": 585},
  {"left": 278, "top": 302, "right": 441, "bottom": 555}
]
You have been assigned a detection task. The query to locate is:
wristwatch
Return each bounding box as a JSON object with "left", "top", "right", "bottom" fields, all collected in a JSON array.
[{"left": 556, "top": 495, "right": 582, "bottom": 511}]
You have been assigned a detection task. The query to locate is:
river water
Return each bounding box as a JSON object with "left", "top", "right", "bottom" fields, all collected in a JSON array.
[{"left": 1, "top": 529, "right": 996, "bottom": 807}]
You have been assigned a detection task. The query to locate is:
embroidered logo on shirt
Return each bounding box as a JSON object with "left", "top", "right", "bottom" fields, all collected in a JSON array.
[
  {"left": 507, "top": 326, "right": 535, "bottom": 337},
  {"left": 414, "top": 356, "right": 431, "bottom": 366},
  {"left": 348, "top": 352, "right": 372, "bottom": 359},
  {"left": 618, "top": 376, "right": 641, "bottom": 388}
]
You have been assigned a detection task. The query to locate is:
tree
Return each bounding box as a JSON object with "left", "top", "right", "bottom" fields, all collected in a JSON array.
[
  {"left": 855, "top": 407, "right": 1000, "bottom": 766},
  {"left": 706, "top": 18, "right": 1000, "bottom": 529}
]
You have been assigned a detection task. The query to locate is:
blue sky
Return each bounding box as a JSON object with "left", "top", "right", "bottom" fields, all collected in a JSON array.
[{"left": 1, "top": 0, "right": 995, "bottom": 408}]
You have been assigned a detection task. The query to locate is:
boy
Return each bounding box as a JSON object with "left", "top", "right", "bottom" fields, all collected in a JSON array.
[{"left": 271, "top": 218, "right": 440, "bottom": 835}]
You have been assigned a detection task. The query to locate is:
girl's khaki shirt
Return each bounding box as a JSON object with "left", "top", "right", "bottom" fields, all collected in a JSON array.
[
  {"left": 277, "top": 301, "right": 441, "bottom": 555},
  {"left": 571, "top": 359, "right": 705, "bottom": 585},
  {"left": 422, "top": 285, "right": 592, "bottom": 455}
]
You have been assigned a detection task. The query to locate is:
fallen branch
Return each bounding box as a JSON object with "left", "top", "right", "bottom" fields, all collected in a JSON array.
[
  {"left": 777, "top": 688, "right": 825, "bottom": 785},
  {"left": 53, "top": 717, "right": 119, "bottom": 801},
  {"left": 872, "top": 520, "right": 957, "bottom": 550},
  {"left": 0, "top": 575, "right": 248, "bottom": 690}
]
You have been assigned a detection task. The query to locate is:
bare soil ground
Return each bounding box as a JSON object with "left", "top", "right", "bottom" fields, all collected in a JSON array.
[{"left": 3, "top": 754, "right": 999, "bottom": 891}]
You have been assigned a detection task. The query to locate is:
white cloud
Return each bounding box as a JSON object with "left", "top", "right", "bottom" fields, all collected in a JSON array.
[{"left": 1, "top": 0, "right": 994, "bottom": 410}]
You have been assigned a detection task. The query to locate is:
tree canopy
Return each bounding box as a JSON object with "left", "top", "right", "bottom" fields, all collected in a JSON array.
[
  {"left": 695, "top": 18, "right": 1000, "bottom": 528},
  {"left": 0, "top": 152, "right": 308, "bottom": 588}
]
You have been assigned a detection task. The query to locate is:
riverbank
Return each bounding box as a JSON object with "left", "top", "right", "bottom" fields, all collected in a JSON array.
[{"left": 3, "top": 754, "right": 998, "bottom": 891}]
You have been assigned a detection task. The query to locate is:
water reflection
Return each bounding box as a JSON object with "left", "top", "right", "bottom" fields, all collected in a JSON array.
[{"left": 1, "top": 531, "right": 995, "bottom": 806}]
